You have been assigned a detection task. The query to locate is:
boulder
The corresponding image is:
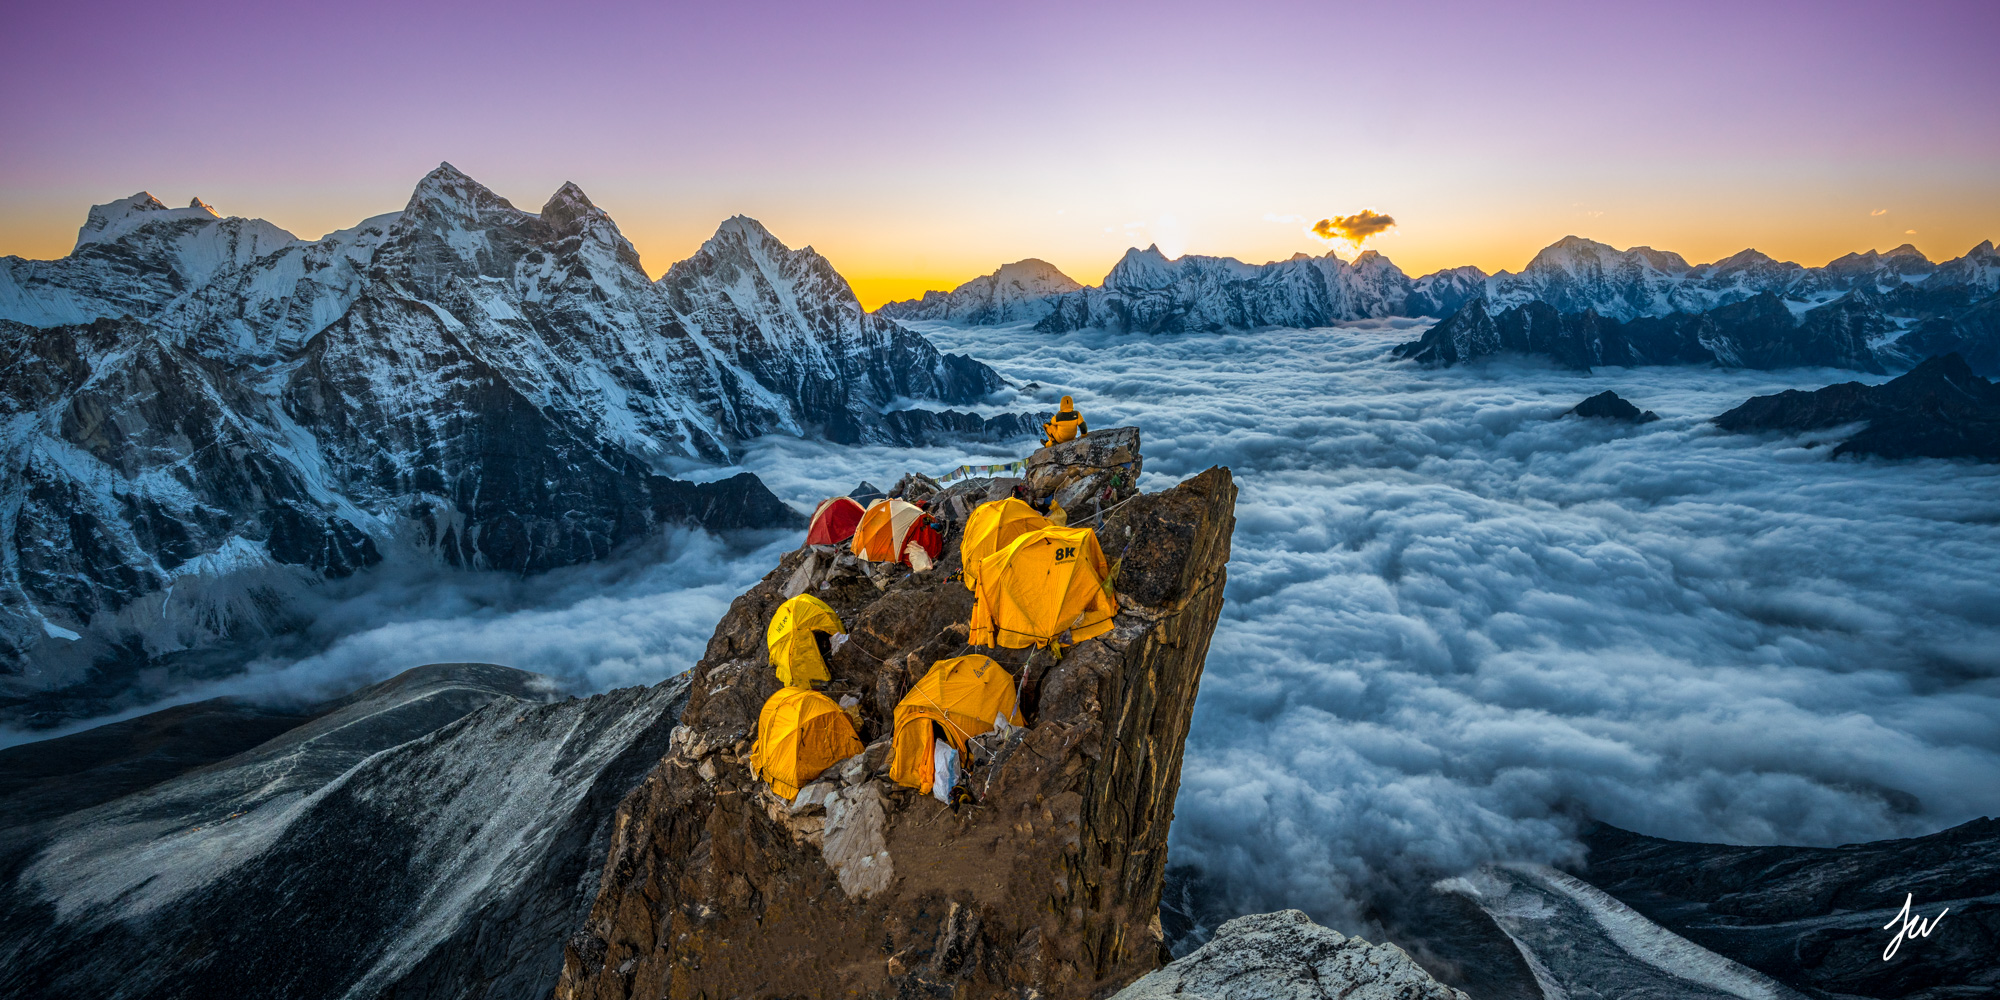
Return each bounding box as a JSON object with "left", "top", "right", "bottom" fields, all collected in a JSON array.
[
  {"left": 1113, "top": 910, "right": 1469, "bottom": 1000},
  {"left": 1027, "top": 425, "right": 1144, "bottom": 518},
  {"left": 556, "top": 435, "right": 1235, "bottom": 1000}
]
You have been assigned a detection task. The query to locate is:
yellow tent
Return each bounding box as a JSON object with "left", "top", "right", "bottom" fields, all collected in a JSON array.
[
  {"left": 968, "top": 525, "right": 1118, "bottom": 650},
  {"left": 959, "top": 497, "right": 1050, "bottom": 591},
  {"left": 751, "top": 686, "right": 864, "bottom": 799},
  {"left": 889, "top": 654, "right": 1025, "bottom": 792},
  {"left": 767, "top": 593, "right": 843, "bottom": 688}
]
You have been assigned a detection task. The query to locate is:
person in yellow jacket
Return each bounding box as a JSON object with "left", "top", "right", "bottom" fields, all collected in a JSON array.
[{"left": 1041, "top": 396, "right": 1088, "bottom": 447}]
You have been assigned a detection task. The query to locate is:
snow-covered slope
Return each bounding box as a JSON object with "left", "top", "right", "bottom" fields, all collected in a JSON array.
[
  {"left": 0, "top": 164, "right": 1032, "bottom": 718},
  {"left": 0, "top": 662, "right": 688, "bottom": 1000},
  {"left": 877, "top": 258, "right": 1083, "bottom": 323},
  {"left": 1439, "top": 864, "right": 1813, "bottom": 1000}
]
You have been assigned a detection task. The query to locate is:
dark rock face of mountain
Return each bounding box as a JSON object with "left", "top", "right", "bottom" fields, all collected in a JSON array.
[
  {"left": 1897, "top": 288, "right": 2000, "bottom": 378},
  {"left": 1576, "top": 819, "right": 2000, "bottom": 1000},
  {"left": 1, "top": 164, "right": 1029, "bottom": 722},
  {"left": 1566, "top": 391, "right": 1660, "bottom": 424},
  {"left": 0, "top": 697, "right": 324, "bottom": 830},
  {"left": 1393, "top": 290, "right": 1896, "bottom": 373},
  {"left": 0, "top": 662, "right": 690, "bottom": 1000},
  {"left": 1713, "top": 353, "right": 2000, "bottom": 461},
  {"left": 557, "top": 436, "right": 1237, "bottom": 1000}
]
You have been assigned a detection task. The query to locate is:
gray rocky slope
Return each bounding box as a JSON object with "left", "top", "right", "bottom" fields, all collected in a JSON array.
[
  {"left": 0, "top": 164, "right": 1034, "bottom": 719},
  {"left": 1113, "top": 909, "right": 1469, "bottom": 1000},
  {"left": 0, "top": 662, "right": 690, "bottom": 1000}
]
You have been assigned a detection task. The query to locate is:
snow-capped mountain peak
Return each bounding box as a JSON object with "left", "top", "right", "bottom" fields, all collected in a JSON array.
[
  {"left": 73, "top": 191, "right": 248, "bottom": 250},
  {"left": 399, "top": 162, "right": 524, "bottom": 236},
  {"left": 539, "top": 181, "right": 603, "bottom": 231},
  {"left": 875, "top": 258, "right": 1084, "bottom": 324},
  {"left": 1106, "top": 244, "right": 1181, "bottom": 289}
]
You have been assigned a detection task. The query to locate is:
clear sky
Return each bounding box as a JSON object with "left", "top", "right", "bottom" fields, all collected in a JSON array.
[{"left": 4, "top": 0, "right": 1996, "bottom": 308}]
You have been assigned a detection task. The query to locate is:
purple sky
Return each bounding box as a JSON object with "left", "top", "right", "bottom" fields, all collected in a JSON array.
[{"left": 4, "top": 0, "right": 1996, "bottom": 305}]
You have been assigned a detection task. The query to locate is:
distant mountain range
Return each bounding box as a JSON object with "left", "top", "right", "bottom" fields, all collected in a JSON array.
[
  {"left": 886, "top": 236, "right": 2000, "bottom": 375},
  {"left": 0, "top": 164, "right": 1034, "bottom": 721}
]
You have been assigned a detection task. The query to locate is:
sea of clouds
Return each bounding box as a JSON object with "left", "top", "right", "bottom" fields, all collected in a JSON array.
[
  {"left": 907, "top": 319, "right": 2000, "bottom": 935},
  {"left": 12, "top": 319, "right": 1999, "bottom": 945}
]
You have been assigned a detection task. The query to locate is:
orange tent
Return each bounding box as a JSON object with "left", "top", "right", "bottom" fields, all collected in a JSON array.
[
  {"left": 806, "top": 496, "right": 866, "bottom": 546},
  {"left": 889, "top": 655, "right": 1024, "bottom": 793},
  {"left": 959, "top": 497, "right": 1050, "bottom": 591},
  {"left": 968, "top": 525, "right": 1117, "bottom": 650},
  {"left": 751, "top": 686, "right": 864, "bottom": 800},
  {"left": 850, "top": 498, "right": 943, "bottom": 570}
]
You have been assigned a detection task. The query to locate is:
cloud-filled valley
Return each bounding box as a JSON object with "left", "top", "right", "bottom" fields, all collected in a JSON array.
[
  {"left": 16, "top": 316, "right": 1998, "bottom": 948},
  {"left": 908, "top": 319, "right": 2000, "bottom": 934}
]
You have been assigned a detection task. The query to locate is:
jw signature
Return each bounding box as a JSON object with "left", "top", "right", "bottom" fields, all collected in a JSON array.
[{"left": 1882, "top": 893, "right": 1948, "bottom": 961}]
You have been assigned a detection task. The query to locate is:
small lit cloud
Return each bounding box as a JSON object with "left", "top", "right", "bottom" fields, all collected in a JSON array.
[
  {"left": 1311, "top": 209, "right": 1397, "bottom": 245},
  {"left": 1906, "top": 229, "right": 1917, "bottom": 235},
  {"left": 1871, "top": 208, "right": 1889, "bottom": 216}
]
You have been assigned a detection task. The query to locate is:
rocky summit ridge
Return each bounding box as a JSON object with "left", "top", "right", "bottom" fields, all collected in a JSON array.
[
  {"left": 557, "top": 429, "right": 1240, "bottom": 999},
  {"left": 0, "top": 164, "right": 1036, "bottom": 723}
]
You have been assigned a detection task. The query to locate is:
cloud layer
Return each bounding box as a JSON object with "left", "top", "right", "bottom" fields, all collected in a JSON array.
[{"left": 910, "top": 318, "right": 2000, "bottom": 933}]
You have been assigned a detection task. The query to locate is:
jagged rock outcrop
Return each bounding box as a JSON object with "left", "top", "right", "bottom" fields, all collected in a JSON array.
[
  {"left": 1712, "top": 353, "right": 2000, "bottom": 461},
  {"left": 1112, "top": 910, "right": 1468, "bottom": 1000},
  {"left": 556, "top": 431, "right": 1236, "bottom": 1000},
  {"left": 0, "top": 163, "right": 1039, "bottom": 723},
  {"left": 1565, "top": 391, "right": 1660, "bottom": 424},
  {"left": 1575, "top": 818, "right": 2000, "bottom": 1000},
  {"left": 0, "top": 662, "right": 690, "bottom": 1000},
  {"left": 878, "top": 259, "right": 1084, "bottom": 324}
]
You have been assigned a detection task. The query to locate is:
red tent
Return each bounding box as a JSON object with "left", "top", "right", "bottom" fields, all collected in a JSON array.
[{"left": 806, "top": 496, "right": 866, "bottom": 546}]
